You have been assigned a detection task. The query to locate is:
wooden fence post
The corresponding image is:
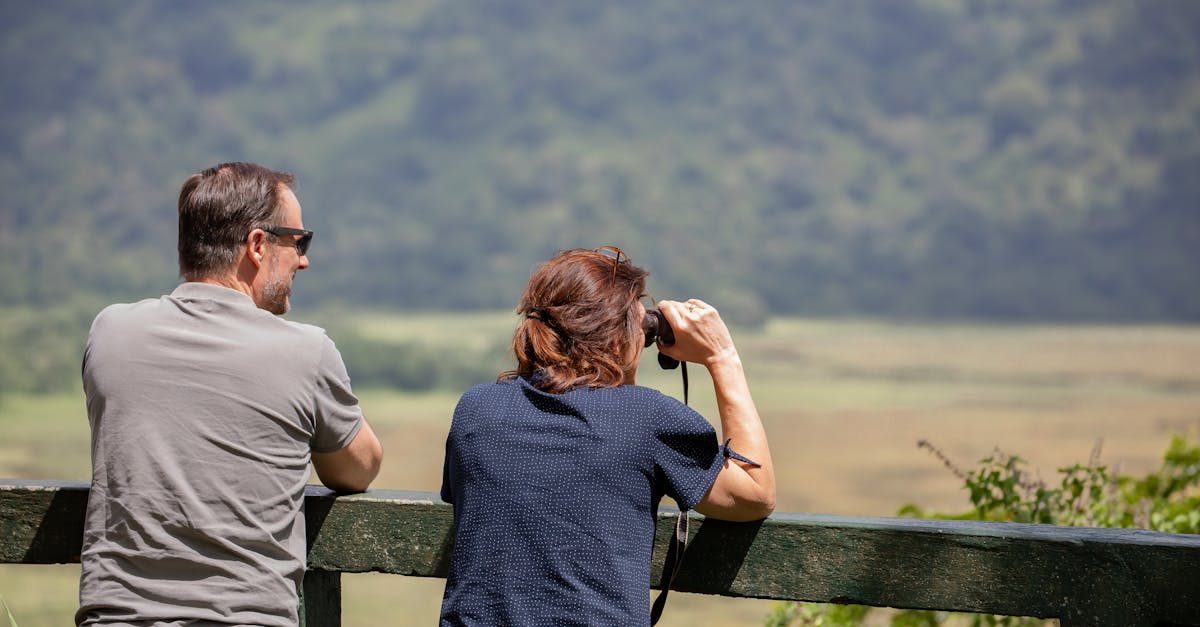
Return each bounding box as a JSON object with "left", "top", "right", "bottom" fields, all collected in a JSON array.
[{"left": 300, "top": 569, "right": 341, "bottom": 627}]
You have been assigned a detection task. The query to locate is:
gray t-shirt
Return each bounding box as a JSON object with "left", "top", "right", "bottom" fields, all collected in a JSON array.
[{"left": 77, "top": 282, "right": 365, "bottom": 626}]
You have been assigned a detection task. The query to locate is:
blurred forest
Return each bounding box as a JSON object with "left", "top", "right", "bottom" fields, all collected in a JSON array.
[
  {"left": 2, "top": 0, "right": 1200, "bottom": 393},
  {"left": 4, "top": 0, "right": 1200, "bottom": 317}
]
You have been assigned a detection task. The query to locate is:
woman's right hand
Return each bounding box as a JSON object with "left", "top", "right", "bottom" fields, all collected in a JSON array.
[{"left": 657, "top": 298, "right": 775, "bottom": 521}]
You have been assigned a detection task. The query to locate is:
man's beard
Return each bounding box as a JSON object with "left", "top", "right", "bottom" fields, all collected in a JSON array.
[{"left": 261, "top": 276, "right": 291, "bottom": 315}]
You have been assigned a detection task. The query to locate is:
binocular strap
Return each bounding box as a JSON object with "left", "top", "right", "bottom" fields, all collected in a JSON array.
[
  {"left": 649, "top": 510, "right": 689, "bottom": 625},
  {"left": 680, "top": 362, "right": 688, "bottom": 405}
]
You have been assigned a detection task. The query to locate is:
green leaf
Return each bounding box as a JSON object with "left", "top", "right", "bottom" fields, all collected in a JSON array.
[{"left": 1, "top": 596, "right": 18, "bottom": 627}]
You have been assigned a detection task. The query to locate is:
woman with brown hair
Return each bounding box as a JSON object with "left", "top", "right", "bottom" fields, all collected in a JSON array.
[{"left": 439, "top": 247, "right": 775, "bottom": 626}]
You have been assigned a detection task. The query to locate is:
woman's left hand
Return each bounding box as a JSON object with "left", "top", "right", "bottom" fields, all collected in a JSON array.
[{"left": 654, "top": 299, "right": 739, "bottom": 367}]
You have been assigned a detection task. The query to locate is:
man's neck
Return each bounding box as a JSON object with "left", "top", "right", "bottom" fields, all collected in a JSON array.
[{"left": 194, "top": 273, "right": 254, "bottom": 300}]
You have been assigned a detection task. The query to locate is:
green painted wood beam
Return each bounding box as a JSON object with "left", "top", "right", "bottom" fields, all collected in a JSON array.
[{"left": 3, "top": 481, "right": 1198, "bottom": 625}]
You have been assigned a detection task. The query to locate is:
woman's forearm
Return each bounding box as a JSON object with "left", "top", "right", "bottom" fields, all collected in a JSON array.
[
  {"left": 654, "top": 298, "right": 777, "bottom": 519},
  {"left": 707, "top": 350, "right": 776, "bottom": 512}
]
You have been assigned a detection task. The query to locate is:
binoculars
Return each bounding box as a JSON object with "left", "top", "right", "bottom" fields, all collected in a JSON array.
[{"left": 642, "top": 308, "right": 680, "bottom": 369}]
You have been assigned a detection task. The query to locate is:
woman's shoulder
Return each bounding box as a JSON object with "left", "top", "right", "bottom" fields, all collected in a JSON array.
[
  {"left": 459, "top": 378, "right": 519, "bottom": 402},
  {"left": 581, "top": 386, "right": 714, "bottom": 448},
  {"left": 619, "top": 383, "right": 679, "bottom": 404},
  {"left": 580, "top": 384, "right": 693, "bottom": 417}
]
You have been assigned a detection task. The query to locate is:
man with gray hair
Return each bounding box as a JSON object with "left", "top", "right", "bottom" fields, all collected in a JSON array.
[{"left": 77, "top": 162, "right": 383, "bottom": 626}]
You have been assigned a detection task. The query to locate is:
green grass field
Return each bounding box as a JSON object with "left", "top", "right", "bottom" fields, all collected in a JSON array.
[{"left": 2, "top": 314, "right": 1199, "bottom": 626}]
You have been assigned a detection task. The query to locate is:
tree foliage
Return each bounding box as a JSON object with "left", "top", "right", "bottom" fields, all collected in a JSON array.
[
  {"left": 1, "top": 0, "right": 1198, "bottom": 321},
  {"left": 771, "top": 434, "right": 1200, "bottom": 626},
  {"left": 323, "top": 324, "right": 510, "bottom": 393}
]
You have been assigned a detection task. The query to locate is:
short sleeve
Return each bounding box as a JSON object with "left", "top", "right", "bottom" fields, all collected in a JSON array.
[
  {"left": 652, "top": 396, "right": 722, "bottom": 511},
  {"left": 311, "top": 336, "right": 365, "bottom": 453}
]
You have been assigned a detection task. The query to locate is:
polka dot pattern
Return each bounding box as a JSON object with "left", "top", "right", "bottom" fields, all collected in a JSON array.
[{"left": 439, "top": 375, "right": 722, "bottom": 626}]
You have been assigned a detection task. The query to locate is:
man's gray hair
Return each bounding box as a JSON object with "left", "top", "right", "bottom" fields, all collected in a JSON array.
[{"left": 177, "top": 162, "right": 295, "bottom": 280}]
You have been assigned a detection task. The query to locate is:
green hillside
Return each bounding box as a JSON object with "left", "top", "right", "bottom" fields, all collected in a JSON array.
[{"left": 2, "top": 0, "right": 1199, "bottom": 320}]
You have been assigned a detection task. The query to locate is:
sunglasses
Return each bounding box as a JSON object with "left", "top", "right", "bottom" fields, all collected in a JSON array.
[
  {"left": 261, "top": 226, "right": 313, "bottom": 256},
  {"left": 594, "top": 245, "right": 629, "bottom": 283}
]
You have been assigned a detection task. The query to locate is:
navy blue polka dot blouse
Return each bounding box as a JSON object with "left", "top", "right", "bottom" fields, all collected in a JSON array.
[{"left": 439, "top": 374, "right": 723, "bottom": 626}]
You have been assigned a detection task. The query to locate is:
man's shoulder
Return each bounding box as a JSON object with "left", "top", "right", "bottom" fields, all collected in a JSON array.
[
  {"left": 90, "top": 293, "right": 334, "bottom": 349},
  {"left": 269, "top": 315, "right": 318, "bottom": 334},
  {"left": 100, "top": 295, "right": 166, "bottom": 313},
  {"left": 89, "top": 296, "right": 169, "bottom": 331},
  {"left": 274, "top": 317, "right": 334, "bottom": 345}
]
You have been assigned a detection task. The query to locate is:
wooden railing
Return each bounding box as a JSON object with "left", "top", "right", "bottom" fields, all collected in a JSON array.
[{"left": 3, "top": 480, "right": 1199, "bottom": 626}]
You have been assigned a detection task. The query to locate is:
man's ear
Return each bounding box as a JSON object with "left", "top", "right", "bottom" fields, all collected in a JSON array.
[{"left": 245, "top": 228, "right": 268, "bottom": 269}]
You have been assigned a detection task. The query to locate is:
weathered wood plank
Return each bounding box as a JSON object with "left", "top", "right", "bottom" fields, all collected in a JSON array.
[
  {"left": 303, "top": 486, "right": 455, "bottom": 577},
  {"left": 300, "top": 569, "right": 341, "bottom": 627},
  {"left": 655, "top": 511, "right": 1200, "bottom": 625},
  {"left": 0, "top": 479, "right": 87, "bottom": 564},
  {"left": 3, "top": 480, "right": 1199, "bottom": 626}
]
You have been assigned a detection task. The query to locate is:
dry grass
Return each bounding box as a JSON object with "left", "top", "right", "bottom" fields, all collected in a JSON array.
[{"left": 2, "top": 315, "right": 1198, "bottom": 626}]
